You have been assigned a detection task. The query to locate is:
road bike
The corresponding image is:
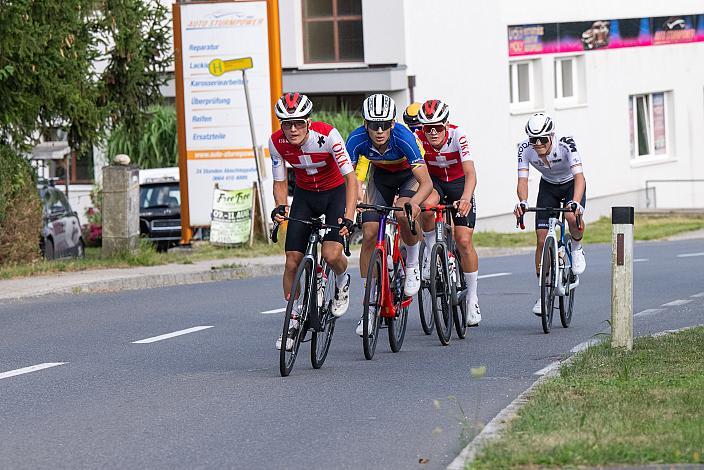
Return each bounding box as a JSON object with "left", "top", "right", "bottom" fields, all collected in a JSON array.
[
  {"left": 417, "top": 240, "right": 435, "bottom": 335},
  {"left": 270, "top": 216, "right": 350, "bottom": 376},
  {"left": 357, "top": 203, "right": 414, "bottom": 360},
  {"left": 413, "top": 204, "right": 468, "bottom": 345},
  {"left": 517, "top": 203, "right": 582, "bottom": 334}
]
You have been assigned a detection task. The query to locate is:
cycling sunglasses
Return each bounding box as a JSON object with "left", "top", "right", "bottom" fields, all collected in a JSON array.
[
  {"left": 529, "top": 136, "right": 550, "bottom": 145},
  {"left": 366, "top": 120, "right": 393, "bottom": 132},
  {"left": 422, "top": 124, "right": 446, "bottom": 134},
  {"left": 281, "top": 119, "right": 308, "bottom": 131}
]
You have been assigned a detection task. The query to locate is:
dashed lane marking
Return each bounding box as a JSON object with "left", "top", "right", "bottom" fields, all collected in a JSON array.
[
  {"left": 661, "top": 299, "right": 693, "bottom": 307},
  {"left": 132, "top": 326, "right": 213, "bottom": 344},
  {"left": 634, "top": 258, "right": 648, "bottom": 262},
  {"left": 261, "top": 307, "right": 286, "bottom": 315},
  {"left": 0, "top": 363, "right": 67, "bottom": 380},
  {"left": 478, "top": 272, "right": 511, "bottom": 280},
  {"left": 691, "top": 292, "right": 704, "bottom": 298},
  {"left": 677, "top": 252, "right": 704, "bottom": 258},
  {"left": 634, "top": 308, "right": 665, "bottom": 318}
]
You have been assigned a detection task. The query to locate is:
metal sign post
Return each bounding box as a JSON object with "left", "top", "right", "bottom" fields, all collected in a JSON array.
[{"left": 611, "top": 206, "right": 634, "bottom": 350}]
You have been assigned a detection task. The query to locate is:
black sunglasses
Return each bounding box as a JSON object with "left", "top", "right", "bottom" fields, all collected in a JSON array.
[
  {"left": 529, "top": 136, "right": 550, "bottom": 145},
  {"left": 366, "top": 120, "right": 393, "bottom": 132},
  {"left": 281, "top": 119, "right": 308, "bottom": 131}
]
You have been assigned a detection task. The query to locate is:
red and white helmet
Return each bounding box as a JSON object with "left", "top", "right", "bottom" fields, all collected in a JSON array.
[
  {"left": 525, "top": 113, "right": 555, "bottom": 137},
  {"left": 274, "top": 92, "right": 313, "bottom": 120},
  {"left": 418, "top": 99, "right": 450, "bottom": 124}
]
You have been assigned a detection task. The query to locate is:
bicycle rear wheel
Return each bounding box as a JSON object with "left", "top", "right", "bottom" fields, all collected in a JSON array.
[
  {"left": 280, "top": 259, "right": 313, "bottom": 377},
  {"left": 388, "top": 254, "right": 408, "bottom": 352},
  {"left": 417, "top": 241, "right": 434, "bottom": 334},
  {"left": 362, "top": 249, "right": 383, "bottom": 360},
  {"left": 559, "top": 268, "right": 576, "bottom": 328},
  {"left": 540, "top": 238, "right": 557, "bottom": 334},
  {"left": 311, "top": 264, "right": 337, "bottom": 369},
  {"left": 430, "top": 243, "right": 452, "bottom": 345}
]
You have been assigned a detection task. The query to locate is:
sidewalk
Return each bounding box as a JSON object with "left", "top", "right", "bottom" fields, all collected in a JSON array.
[{"left": 0, "top": 246, "right": 533, "bottom": 303}]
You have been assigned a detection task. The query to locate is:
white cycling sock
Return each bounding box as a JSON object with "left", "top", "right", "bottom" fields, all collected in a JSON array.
[
  {"left": 335, "top": 271, "right": 348, "bottom": 288},
  {"left": 464, "top": 271, "right": 478, "bottom": 305},
  {"left": 406, "top": 242, "right": 420, "bottom": 266},
  {"left": 422, "top": 230, "right": 436, "bottom": 251},
  {"left": 572, "top": 238, "right": 582, "bottom": 250}
]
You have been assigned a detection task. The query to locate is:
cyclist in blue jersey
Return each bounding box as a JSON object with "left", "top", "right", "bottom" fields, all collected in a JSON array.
[{"left": 347, "top": 94, "right": 433, "bottom": 335}]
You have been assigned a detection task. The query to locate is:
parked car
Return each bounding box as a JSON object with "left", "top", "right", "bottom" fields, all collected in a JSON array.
[
  {"left": 139, "top": 168, "right": 181, "bottom": 252},
  {"left": 39, "top": 185, "right": 85, "bottom": 260}
]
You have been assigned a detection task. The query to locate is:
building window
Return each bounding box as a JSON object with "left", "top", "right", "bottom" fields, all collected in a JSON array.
[
  {"left": 629, "top": 92, "right": 668, "bottom": 159},
  {"left": 55, "top": 150, "right": 95, "bottom": 185},
  {"left": 303, "top": 0, "right": 363, "bottom": 63},
  {"left": 554, "top": 55, "right": 585, "bottom": 106},
  {"left": 509, "top": 60, "right": 539, "bottom": 110}
]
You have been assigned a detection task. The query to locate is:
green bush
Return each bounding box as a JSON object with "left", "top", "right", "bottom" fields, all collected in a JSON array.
[
  {"left": 107, "top": 105, "right": 178, "bottom": 169},
  {"left": 311, "top": 107, "right": 361, "bottom": 140},
  {"left": 0, "top": 145, "right": 42, "bottom": 265}
]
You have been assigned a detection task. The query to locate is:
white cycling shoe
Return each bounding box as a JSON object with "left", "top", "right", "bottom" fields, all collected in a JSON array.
[
  {"left": 275, "top": 317, "right": 300, "bottom": 351},
  {"left": 467, "top": 303, "right": 481, "bottom": 327},
  {"left": 532, "top": 297, "right": 542, "bottom": 316},
  {"left": 355, "top": 315, "right": 374, "bottom": 336},
  {"left": 331, "top": 274, "right": 350, "bottom": 318},
  {"left": 404, "top": 265, "right": 421, "bottom": 296},
  {"left": 571, "top": 247, "right": 586, "bottom": 275}
]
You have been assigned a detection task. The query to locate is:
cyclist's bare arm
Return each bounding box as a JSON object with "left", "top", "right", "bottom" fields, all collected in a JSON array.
[
  {"left": 571, "top": 173, "right": 586, "bottom": 206},
  {"left": 409, "top": 164, "right": 433, "bottom": 208},
  {"left": 458, "top": 160, "right": 477, "bottom": 216},
  {"left": 515, "top": 176, "right": 529, "bottom": 217}
]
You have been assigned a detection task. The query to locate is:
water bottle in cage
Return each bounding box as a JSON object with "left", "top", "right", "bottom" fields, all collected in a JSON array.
[{"left": 316, "top": 264, "right": 327, "bottom": 307}]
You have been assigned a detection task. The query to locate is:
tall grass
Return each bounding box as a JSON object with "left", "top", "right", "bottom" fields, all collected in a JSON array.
[{"left": 107, "top": 105, "right": 178, "bottom": 168}]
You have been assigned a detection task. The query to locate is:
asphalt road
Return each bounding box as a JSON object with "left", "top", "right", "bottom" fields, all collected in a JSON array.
[{"left": 1, "top": 239, "right": 703, "bottom": 469}]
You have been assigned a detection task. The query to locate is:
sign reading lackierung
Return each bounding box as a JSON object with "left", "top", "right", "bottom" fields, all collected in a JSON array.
[{"left": 176, "top": 1, "right": 272, "bottom": 226}]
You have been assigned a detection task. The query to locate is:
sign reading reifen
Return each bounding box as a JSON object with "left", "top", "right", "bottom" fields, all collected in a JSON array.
[{"left": 178, "top": 1, "right": 272, "bottom": 226}]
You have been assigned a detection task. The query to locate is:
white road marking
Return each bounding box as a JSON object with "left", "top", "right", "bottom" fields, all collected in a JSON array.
[
  {"left": 0, "top": 362, "right": 67, "bottom": 380},
  {"left": 261, "top": 307, "right": 286, "bottom": 315},
  {"left": 570, "top": 339, "right": 601, "bottom": 353},
  {"left": 132, "top": 326, "right": 213, "bottom": 344},
  {"left": 478, "top": 272, "right": 511, "bottom": 280},
  {"left": 634, "top": 258, "right": 648, "bottom": 263},
  {"left": 534, "top": 361, "right": 560, "bottom": 376},
  {"left": 634, "top": 308, "right": 665, "bottom": 318},
  {"left": 661, "top": 299, "right": 693, "bottom": 307},
  {"left": 691, "top": 292, "right": 704, "bottom": 298},
  {"left": 677, "top": 252, "right": 704, "bottom": 258}
]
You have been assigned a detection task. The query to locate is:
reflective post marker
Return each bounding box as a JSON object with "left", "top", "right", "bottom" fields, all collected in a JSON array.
[{"left": 611, "top": 206, "right": 634, "bottom": 350}]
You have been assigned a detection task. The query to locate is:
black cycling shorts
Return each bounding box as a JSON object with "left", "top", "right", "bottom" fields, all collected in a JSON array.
[
  {"left": 286, "top": 184, "right": 346, "bottom": 253},
  {"left": 535, "top": 178, "right": 587, "bottom": 230},
  {"left": 361, "top": 166, "right": 418, "bottom": 223},
  {"left": 432, "top": 176, "right": 476, "bottom": 228}
]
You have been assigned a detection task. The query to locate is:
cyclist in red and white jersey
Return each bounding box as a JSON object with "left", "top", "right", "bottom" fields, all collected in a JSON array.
[
  {"left": 513, "top": 113, "right": 587, "bottom": 315},
  {"left": 415, "top": 100, "right": 481, "bottom": 327},
  {"left": 269, "top": 93, "right": 358, "bottom": 350}
]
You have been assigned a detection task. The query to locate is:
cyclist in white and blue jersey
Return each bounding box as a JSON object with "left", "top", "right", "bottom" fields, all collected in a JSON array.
[{"left": 346, "top": 94, "right": 433, "bottom": 335}]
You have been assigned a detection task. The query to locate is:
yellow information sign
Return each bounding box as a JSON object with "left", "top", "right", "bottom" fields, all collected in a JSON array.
[{"left": 208, "top": 57, "right": 254, "bottom": 76}]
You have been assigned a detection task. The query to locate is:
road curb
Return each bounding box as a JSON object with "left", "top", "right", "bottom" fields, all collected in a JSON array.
[{"left": 447, "top": 324, "right": 704, "bottom": 469}]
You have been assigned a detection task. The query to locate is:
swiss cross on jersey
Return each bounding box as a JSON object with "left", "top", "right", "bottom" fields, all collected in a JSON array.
[
  {"left": 416, "top": 124, "right": 472, "bottom": 182},
  {"left": 268, "top": 121, "right": 354, "bottom": 192}
]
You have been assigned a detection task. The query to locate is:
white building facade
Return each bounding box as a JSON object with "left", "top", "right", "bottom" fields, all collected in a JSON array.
[{"left": 278, "top": 0, "right": 704, "bottom": 230}]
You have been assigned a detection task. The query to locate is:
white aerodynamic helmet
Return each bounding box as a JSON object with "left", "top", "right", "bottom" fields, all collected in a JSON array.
[
  {"left": 274, "top": 92, "right": 313, "bottom": 120},
  {"left": 362, "top": 94, "right": 396, "bottom": 122},
  {"left": 525, "top": 113, "right": 555, "bottom": 137},
  {"left": 418, "top": 99, "right": 450, "bottom": 124}
]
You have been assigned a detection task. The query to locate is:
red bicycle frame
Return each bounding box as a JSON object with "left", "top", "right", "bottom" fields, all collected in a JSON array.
[{"left": 374, "top": 210, "right": 413, "bottom": 318}]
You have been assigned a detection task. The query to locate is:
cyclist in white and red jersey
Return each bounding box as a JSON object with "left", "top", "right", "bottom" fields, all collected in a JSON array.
[
  {"left": 269, "top": 93, "right": 358, "bottom": 350},
  {"left": 415, "top": 100, "right": 481, "bottom": 327},
  {"left": 513, "top": 113, "right": 587, "bottom": 315}
]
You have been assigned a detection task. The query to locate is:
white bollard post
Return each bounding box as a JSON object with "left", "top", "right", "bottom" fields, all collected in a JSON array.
[{"left": 611, "top": 206, "right": 634, "bottom": 350}]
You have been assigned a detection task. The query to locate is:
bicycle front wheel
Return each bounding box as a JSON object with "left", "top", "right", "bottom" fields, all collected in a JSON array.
[
  {"left": 362, "top": 249, "right": 383, "bottom": 360},
  {"left": 430, "top": 243, "right": 452, "bottom": 345},
  {"left": 388, "top": 254, "right": 408, "bottom": 353},
  {"left": 311, "top": 264, "right": 337, "bottom": 369},
  {"left": 559, "top": 268, "right": 576, "bottom": 328},
  {"left": 452, "top": 254, "right": 468, "bottom": 340},
  {"left": 280, "top": 258, "right": 313, "bottom": 377},
  {"left": 417, "top": 241, "right": 434, "bottom": 335},
  {"left": 540, "top": 238, "right": 557, "bottom": 334}
]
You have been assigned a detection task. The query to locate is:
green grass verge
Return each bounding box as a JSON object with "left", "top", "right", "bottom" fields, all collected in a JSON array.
[
  {"left": 0, "top": 237, "right": 283, "bottom": 280},
  {"left": 474, "top": 214, "right": 704, "bottom": 247},
  {"left": 470, "top": 327, "right": 704, "bottom": 469}
]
